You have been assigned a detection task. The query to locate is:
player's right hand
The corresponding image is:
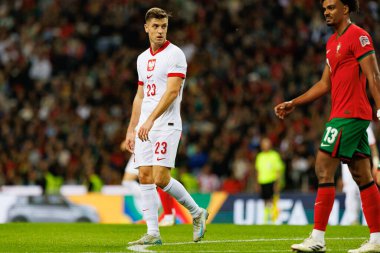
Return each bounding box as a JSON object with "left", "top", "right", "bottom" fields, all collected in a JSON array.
[
  {"left": 274, "top": 101, "right": 295, "bottom": 119},
  {"left": 121, "top": 130, "right": 136, "bottom": 153}
]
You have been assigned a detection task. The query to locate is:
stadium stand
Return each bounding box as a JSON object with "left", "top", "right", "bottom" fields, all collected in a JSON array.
[{"left": 0, "top": 0, "right": 379, "bottom": 193}]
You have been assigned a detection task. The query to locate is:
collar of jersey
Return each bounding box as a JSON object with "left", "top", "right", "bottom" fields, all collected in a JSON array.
[
  {"left": 150, "top": 40, "right": 171, "bottom": 56},
  {"left": 336, "top": 23, "right": 352, "bottom": 38}
]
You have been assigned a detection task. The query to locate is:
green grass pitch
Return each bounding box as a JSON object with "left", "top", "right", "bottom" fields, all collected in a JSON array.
[{"left": 0, "top": 224, "right": 370, "bottom": 252}]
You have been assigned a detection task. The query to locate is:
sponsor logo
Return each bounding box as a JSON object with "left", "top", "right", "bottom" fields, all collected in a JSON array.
[
  {"left": 321, "top": 143, "right": 330, "bottom": 147},
  {"left": 147, "top": 74, "right": 153, "bottom": 79},
  {"left": 359, "top": 35, "right": 370, "bottom": 47},
  {"left": 326, "top": 49, "right": 331, "bottom": 55},
  {"left": 157, "top": 157, "right": 165, "bottom": 161},
  {"left": 315, "top": 201, "right": 322, "bottom": 206}
]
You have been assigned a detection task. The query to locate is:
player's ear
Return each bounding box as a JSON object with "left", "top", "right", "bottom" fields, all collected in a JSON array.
[{"left": 343, "top": 5, "right": 349, "bottom": 15}]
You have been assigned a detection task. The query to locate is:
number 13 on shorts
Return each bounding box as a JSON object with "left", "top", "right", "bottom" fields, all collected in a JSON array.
[{"left": 320, "top": 126, "right": 341, "bottom": 153}]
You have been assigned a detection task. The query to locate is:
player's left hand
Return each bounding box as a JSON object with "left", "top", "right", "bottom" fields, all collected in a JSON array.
[{"left": 138, "top": 119, "right": 154, "bottom": 141}]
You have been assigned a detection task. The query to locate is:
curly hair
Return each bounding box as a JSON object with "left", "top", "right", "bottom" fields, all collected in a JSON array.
[{"left": 320, "top": 0, "right": 359, "bottom": 13}]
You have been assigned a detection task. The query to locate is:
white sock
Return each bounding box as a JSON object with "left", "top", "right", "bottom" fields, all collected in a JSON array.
[
  {"left": 370, "top": 232, "right": 380, "bottom": 243},
  {"left": 122, "top": 180, "right": 141, "bottom": 197},
  {"left": 311, "top": 229, "right": 325, "bottom": 243},
  {"left": 140, "top": 184, "right": 160, "bottom": 237},
  {"left": 163, "top": 178, "right": 201, "bottom": 217}
]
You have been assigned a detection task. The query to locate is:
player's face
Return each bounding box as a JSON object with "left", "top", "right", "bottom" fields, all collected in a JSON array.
[
  {"left": 322, "top": 0, "right": 348, "bottom": 26},
  {"left": 145, "top": 18, "right": 168, "bottom": 47}
]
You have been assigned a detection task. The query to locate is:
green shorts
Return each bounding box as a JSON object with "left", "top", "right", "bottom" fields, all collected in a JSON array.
[{"left": 320, "top": 118, "right": 370, "bottom": 162}]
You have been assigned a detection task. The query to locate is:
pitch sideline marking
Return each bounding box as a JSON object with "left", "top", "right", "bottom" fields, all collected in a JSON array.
[{"left": 127, "top": 237, "right": 367, "bottom": 253}]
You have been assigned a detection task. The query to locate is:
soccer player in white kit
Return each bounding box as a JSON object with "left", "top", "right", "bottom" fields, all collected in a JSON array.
[
  {"left": 340, "top": 125, "right": 379, "bottom": 225},
  {"left": 121, "top": 7, "right": 208, "bottom": 245}
]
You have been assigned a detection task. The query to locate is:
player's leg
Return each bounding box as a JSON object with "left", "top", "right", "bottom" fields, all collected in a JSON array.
[
  {"left": 340, "top": 163, "right": 361, "bottom": 225},
  {"left": 347, "top": 157, "right": 380, "bottom": 253},
  {"left": 128, "top": 136, "right": 161, "bottom": 246},
  {"left": 128, "top": 165, "right": 162, "bottom": 245},
  {"left": 292, "top": 118, "right": 373, "bottom": 252},
  {"left": 152, "top": 129, "right": 208, "bottom": 242},
  {"left": 260, "top": 182, "right": 274, "bottom": 224},
  {"left": 122, "top": 154, "right": 140, "bottom": 196},
  {"left": 157, "top": 187, "right": 176, "bottom": 226},
  {"left": 153, "top": 166, "right": 208, "bottom": 241},
  {"left": 291, "top": 150, "right": 339, "bottom": 252}
]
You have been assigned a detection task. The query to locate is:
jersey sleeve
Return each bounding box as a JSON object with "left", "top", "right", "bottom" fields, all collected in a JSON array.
[
  {"left": 351, "top": 29, "right": 375, "bottom": 61},
  {"left": 167, "top": 48, "right": 187, "bottom": 79}
]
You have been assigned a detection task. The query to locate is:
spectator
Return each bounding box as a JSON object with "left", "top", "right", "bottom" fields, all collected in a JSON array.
[{"left": 0, "top": 0, "right": 379, "bottom": 194}]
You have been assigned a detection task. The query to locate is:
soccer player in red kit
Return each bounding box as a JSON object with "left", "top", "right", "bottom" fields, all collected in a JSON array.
[{"left": 274, "top": 0, "right": 380, "bottom": 252}]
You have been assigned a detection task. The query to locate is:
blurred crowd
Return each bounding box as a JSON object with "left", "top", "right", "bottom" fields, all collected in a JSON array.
[{"left": 1, "top": 0, "right": 380, "bottom": 193}]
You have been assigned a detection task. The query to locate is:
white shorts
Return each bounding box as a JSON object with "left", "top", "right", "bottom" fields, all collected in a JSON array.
[
  {"left": 125, "top": 154, "right": 139, "bottom": 176},
  {"left": 134, "top": 129, "right": 181, "bottom": 168}
]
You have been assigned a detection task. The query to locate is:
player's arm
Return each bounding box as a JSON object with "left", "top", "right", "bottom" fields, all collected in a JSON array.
[
  {"left": 359, "top": 54, "right": 380, "bottom": 113},
  {"left": 138, "top": 76, "right": 183, "bottom": 141},
  {"left": 121, "top": 85, "right": 144, "bottom": 152},
  {"left": 274, "top": 65, "right": 331, "bottom": 119}
]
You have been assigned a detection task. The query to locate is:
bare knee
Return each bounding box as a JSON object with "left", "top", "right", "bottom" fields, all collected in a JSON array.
[
  {"left": 315, "top": 151, "right": 339, "bottom": 184},
  {"left": 348, "top": 159, "right": 373, "bottom": 186},
  {"left": 138, "top": 168, "right": 154, "bottom": 184},
  {"left": 154, "top": 174, "right": 170, "bottom": 188},
  {"left": 315, "top": 162, "right": 336, "bottom": 183},
  {"left": 315, "top": 167, "right": 334, "bottom": 183},
  {"left": 153, "top": 167, "right": 171, "bottom": 188}
]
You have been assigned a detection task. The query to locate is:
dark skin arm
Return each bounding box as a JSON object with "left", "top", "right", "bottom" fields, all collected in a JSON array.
[
  {"left": 360, "top": 53, "right": 380, "bottom": 112},
  {"left": 274, "top": 65, "right": 331, "bottom": 119},
  {"left": 360, "top": 53, "right": 380, "bottom": 185}
]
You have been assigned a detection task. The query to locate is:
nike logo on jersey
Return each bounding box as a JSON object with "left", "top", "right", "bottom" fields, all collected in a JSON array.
[
  {"left": 147, "top": 74, "right": 153, "bottom": 79},
  {"left": 326, "top": 49, "right": 331, "bottom": 55},
  {"left": 157, "top": 157, "right": 165, "bottom": 161},
  {"left": 315, "top": 201, "right": 322, "bottom": 206},
  {"left": 321, "top": 143, "right": 330, "bottom": 147}
]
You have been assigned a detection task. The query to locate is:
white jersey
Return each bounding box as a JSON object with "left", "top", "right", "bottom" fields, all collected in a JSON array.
[
  {"left": 136, "top": 41, "right": 186, "bottom": 131},
  {"left": 367, "top": 124, "right": 376, "bottom": 146}
]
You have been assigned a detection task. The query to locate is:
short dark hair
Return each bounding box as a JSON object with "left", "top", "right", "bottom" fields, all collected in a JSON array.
[
  {"left": 145, "top": 7, "right": 171, "bottom": 22},
  {"left": 320, "top": 0, "right": 359, "bottom": 13}
]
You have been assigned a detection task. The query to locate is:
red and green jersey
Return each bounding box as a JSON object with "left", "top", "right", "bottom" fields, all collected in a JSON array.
[{"left": 326, "top": 24, "right": 375, "bottom": 121}]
